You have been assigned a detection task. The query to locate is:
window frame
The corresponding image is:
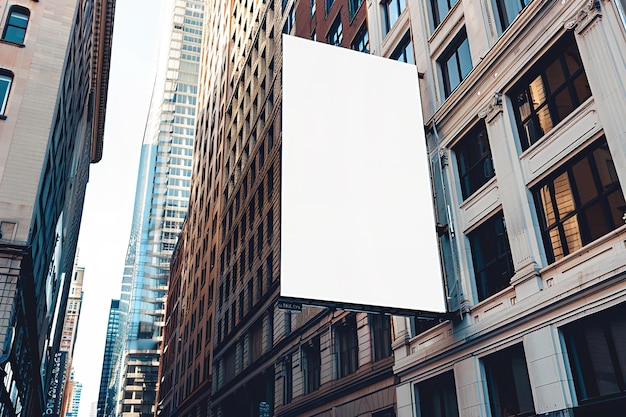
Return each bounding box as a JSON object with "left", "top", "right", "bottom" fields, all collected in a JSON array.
[
  {"left": 416, "top": 370, "right": 459, "bottom": 417},
  {"left": 2, "top": 5, "right": 30, "bottom": 45},
  {"left": 483, "top": 343, "right": 535, "bottom": 417},
  {"left": 0, "top": 69, "right": 14, "bottom": 116},
  {"left": 495, "top": 0, "right": 531, "bottom": 32},
  {"left": 351, "top": 23, "right": 369, "bottom": 53},
  {"left": 335, "top": 315, "right": 358, "bottom": 378},
  {"left": 454, "top": 120, "right": 495, "bottom": 200},
  {"left": 382, "top": 0, "right": 406, "bottom": 35},
  {"left": 533, "top": 138, "right": 625, "bottom": 264},
  {"left": 509, "top": 32, "right": 591, "bottom": 151},
  {"left": 468, "top": 211, "right": 514, "bottom": 302},
  {"left": 369, "top": 314, "right": 392, "bottom": 362},
  {"left": 430, "top": 0, "right": 456, "bottom": 29},
  {"left": 438, "top": 28, "right": 472, "bottom": 98},
  {"left": 326, "top": 15, "right": 343, "bottom": 46},
  {"left": 390, "top": 32, "right": 414, "bottom": 64}
]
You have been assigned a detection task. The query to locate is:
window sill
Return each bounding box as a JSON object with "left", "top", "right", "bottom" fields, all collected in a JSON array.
[
  {"left": 0, "top": 39, "right": 25, "bottom": 48},
  {"left": 0, "top": 115, "right": 7, "bottom": 120}
]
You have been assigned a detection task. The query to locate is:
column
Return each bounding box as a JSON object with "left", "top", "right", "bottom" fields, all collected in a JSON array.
[
  {"left": 478, "top": 94, "right": 544, "bottom": 300},
  {"left": 567, "top": 0, "right": 626, "bottom": 188}
]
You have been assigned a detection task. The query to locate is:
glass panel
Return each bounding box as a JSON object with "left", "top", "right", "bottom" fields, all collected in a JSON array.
[
  {"left": 405, "top": 41, "right": 414, "bottom": 65},
  {"left": 548, "top": 227, "right": 564, "bottom": 260},
  {"left": 528, "top": 76, "right": 547, "bottom": 109},
  {"left": 607, "top": 190, "right": 626, "bottom": 229},
  {"left": 545, "top": 59, "right": 566, "bottom": 92},
  {"left": 553, "top": 88, "right": 574, "bottom": 121},
  {"left": 553, "top": 172, "right": 575, "bottom": 217},
  {"left": 4, "top": 27, "right": 25, "bottom": 44},
  {"left": 0, "top": 76, "right": 10, "bottom": 113},
  {"left": 447, "top": 55, "right": 460, "bottom": 92},
  {"left": 584, "top": 201, "right": 609, "bottom": 241},
  {"left": 536, "top": 104, "right": 553, "bottom": 135},
  {"left": 516, "top": 91, "right": 532, "bottom": 120},
  {"left": 564, "top": 44, "right": 583, "bottom": 74},
  {"left": 539, "top": 185, "right": 556, "bottom": 226},
  {"left": 585, "top": 326, "right": 620, "bottom": 396},
  {"left": 562, "top": 215, "right": 582, "bottom": 254},
  {"left": 458, "top": 38, "right": 472, "bottom": 79},
  {"left": 593, "top": 144, "right": 619, "bottom": 189},
  {"left": 572, "top": 73, "right": 591, "bottom": 103},
  {"left": 571, "top": 158, "right": 597, "bottom": 205}
]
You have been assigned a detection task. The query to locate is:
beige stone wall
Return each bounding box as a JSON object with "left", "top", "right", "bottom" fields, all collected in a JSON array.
[{"left": 0, "top": 0, "right": 77, "bottom": 243}]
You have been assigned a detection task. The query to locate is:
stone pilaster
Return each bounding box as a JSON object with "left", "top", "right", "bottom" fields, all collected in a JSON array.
[
  {"left": 566, "top": 0, "right": 626, "bottom": 190},
  {"left": 478, "top": 93, "right": 544, "bottom": 300}
]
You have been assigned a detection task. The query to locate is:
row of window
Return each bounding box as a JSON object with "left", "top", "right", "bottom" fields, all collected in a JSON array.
[
  {"left": 281, "top": 314, "right": 392, "bottom": 404},
  {"left": 465, "top": 135, "right": 624, "bottom": 303},
  {"left": 416, "top": 303, "right": 626, "bottom": 417}
]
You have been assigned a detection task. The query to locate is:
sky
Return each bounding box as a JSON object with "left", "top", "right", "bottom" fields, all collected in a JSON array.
[{"left": 73, "top": 1, "right": 164, "bottom": 416}]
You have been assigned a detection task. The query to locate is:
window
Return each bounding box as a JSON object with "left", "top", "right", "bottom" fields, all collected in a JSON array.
[
  {"left": 349, "top": 0, "right": 364, "bottom": 19},
  {"left": 382, "top": 0, "right": 406, "bottom": 35},
  {"left": 510, "top": 33, "right": 591, "bottom": 150},
  {"left": 0, "top": 69, "right": 13, "bottom": 115},
  {"left": 327, "top": 16, "right": 343, "bottom": 46},
  {"left": 416, "top": 371, "right": 459, "bottom": 417},
  {"left": 250, "top": 319, "right": 263, "bottom": 361},
  {"left": 302, "top": 337, "right": 321, "bottom": 393},
  {"left": 369, "top": 314, "right": 392, "bottom": 361},
  {"left": 439, "top": 28, "right": 472, "bottom": 97},
  {"left": 2, "top": 6, "right": 29, "bottom": 45},
  {"left": 266, "top": 252, "right": 273, "bottom": 285},
  {"left": 390, "top": 32, "right": 414, "bottom": 64},
  {"left": 495, "top": 0, "right": 531, "bottom": 31},
  {"left": 534, "top": 138, "right": 625, "bottom": 263},
  {"left": 468, "top": 212, "right": 514, "bottom": 302},
  {"left": 310, "top": 0, "right": 316, "bottom": 17},
  {"left": 283, "top": 355, "right": 293, "bottom": 404},
  {"left": 455, "top": 120, "right": 494, "bottom": 199},
  {"left": 335, "top": 315, "right": 358, "bottom": 378},
  {"left": 351, "top": 24, "right": 369, "bottom": 53},
  {"left": 267, "top": 209, "right": 274, "bottom": 240},
  {"left": 430, "top": 0, "right": 456, "bottom": 28},
  {"left": 563, "top": 303, "right": 626, "bottom": 404},
  {"left": 282, "top": 5, "right": 295, "bottom": 34},
  {"left": 372, "top": 408, "right": 396, "bottom": 417},
  {"left": 483, "top": 344, "right": 535, "bottom": 417},
  {"left": 325, "top": 0, "right": 335, "bottom": 13}
]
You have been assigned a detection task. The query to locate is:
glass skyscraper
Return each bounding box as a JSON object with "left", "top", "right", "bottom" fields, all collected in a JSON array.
[{"left": 105, "top": 1, "right": 204, "bottom": 416}]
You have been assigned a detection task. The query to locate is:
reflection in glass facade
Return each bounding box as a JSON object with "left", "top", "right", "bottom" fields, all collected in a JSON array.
[{"left": 106, "top": 1, "right": 204, "bottom": 416}]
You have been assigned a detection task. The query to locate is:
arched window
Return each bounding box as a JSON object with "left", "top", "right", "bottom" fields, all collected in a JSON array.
[
  {"left": 0, "top": 69, "right": 14, "bottom": 115},
  {"left": 2, "top": 6, "right": 30, "bottom": 44}
]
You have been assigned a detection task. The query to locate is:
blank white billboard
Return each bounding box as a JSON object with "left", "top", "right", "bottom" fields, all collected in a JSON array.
[{"left": 281, "top": 35, "right": 446, "bottom": 313}]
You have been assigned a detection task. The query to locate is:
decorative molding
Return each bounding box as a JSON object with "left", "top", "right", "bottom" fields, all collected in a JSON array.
[
  {"left": 477, "top": 92, "right": 503, "bottom": 122},
  {"left": 563, "top": 0, "right": 602, "bottom": 33}
]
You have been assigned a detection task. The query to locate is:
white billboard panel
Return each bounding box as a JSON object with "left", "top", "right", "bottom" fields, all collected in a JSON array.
[{"left": 281, "top": 35, "right": 446, "bottom": 313}]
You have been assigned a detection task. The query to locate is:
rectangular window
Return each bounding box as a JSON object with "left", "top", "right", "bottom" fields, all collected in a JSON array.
[
  {"left": 416, "top": 371, "right": 459, "bottom": 417},
  {"left": 468, "top": 212, "right": 514, "bottom": 302},
  {"left": 369, "top": 314, "right": 392, "bottom": 361},
  {"left": 303, "top": 337, "right": 321, "bottom": 393},
  {"left": 0, "top": 70, "right": 13, "bottom": 115},
  {"left": 455, "top": 120, "right": 494, "bottom": 199},
  {"left": 390, "top": 32, "right": 414, "bottom": 64},
  {"left": 266, "top": 252, "right": 274, "bottom": 285},
  {"left": 267, "top": 209, "right": 274, "bottom": 240},
  {"left": 351, "top": 24, "right": 369, "bottom": 53},
  {"left": 327, "top": 16, "right": 343, "bottom": 46},
  {"left": 496, "top": 0, "right": 531, "bottom": 31},
  {"left": 563, "top": 303, "right": 626, "bottom": 404},
  {"left": 257, "top": 267, "right": 263, "bottom": 299},
  {"left": 439, "top": 28, "right": 472, "bottom": 97},
  {"left": 2, "top": 6, "right": 29, "bottom": 45},
  {"left": 430, "top": 0, "right": 456, "bottom": 28},
  {"left": 349, "top": 0, "right": 364, "bottom": 19},
  {"left": 382, "top": 0, "right": 406, "bottom": 35},
  {"left": 533, "top": 138, "right": 625, "bottom": 263},
  {"left": 335, "top": 315, "right": 358, "bottom": 378},
  {"left": 283, "top": 355, "right": 293, "bottom": 404},
  {"left": 326, "top": 0, "right": 335, "bottom": 13},
  {"left": 283, "top": 5, "right": 295, "bottom": 35},
  {"left": 510, "top": 33, "right": 591, "bottom": 150},
  {"left": 483, "top": 344, "right": 535, "bottom": 417},
  {"left": 311, "top": 0, "right": 316, "bottom": 16},
  {"left": 250, "top": 319, "right": 263, "bottom": 361}
]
